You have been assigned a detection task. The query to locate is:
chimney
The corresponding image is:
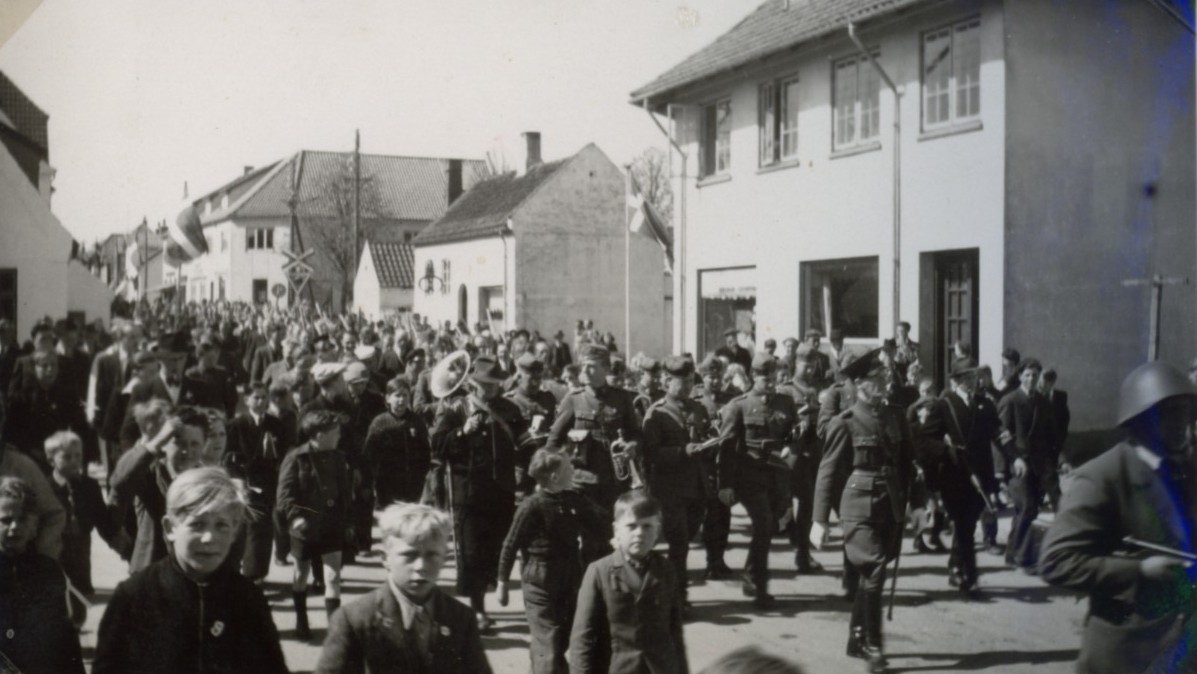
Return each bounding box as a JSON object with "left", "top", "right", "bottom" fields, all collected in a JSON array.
[
  {"left": 243, "top": 165, "right": 254, "bottom": 176},
  {"left": 447, "top": 159, "right": 463, "bottom": 205},
  {"left": 522, "top": 132, "right": 542, "bottom": 173}
]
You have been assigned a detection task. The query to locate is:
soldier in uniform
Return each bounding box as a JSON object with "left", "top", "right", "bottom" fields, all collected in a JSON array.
[
  {"left": 506, "top": 353, "right": 558, "bottom": 496},
  {"left": 632, "top": 356, "right": 664, "bottom": 418},
  {"left": 694, "top": 354, "right": 734, "bottom": 579},
  {"left": 642, "top": 355, "right": 712, "bottom": 610},
  {"left": 429, "top": 355, "right": 528, "bottom": 631},
  {"left": 811, "top": 349, "right": 915, "bottom": 673},
  {"left": 716, "top": 352, "right": 795, "bottom": 607},
  {"left": 546, "top": 343, "right": 643, "bottom": 516},
  {"left": 777, "top": 361, "right": 824, "bottom": 573}
]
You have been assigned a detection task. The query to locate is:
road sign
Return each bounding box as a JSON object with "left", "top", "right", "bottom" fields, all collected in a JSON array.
[{"left": 271, "top": 283, "right": 287, "bottom": 298}]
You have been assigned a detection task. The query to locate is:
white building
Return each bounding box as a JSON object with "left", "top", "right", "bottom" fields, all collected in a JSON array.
[{"left": 353, "top": 241, "right": 415, "bottom": 319}]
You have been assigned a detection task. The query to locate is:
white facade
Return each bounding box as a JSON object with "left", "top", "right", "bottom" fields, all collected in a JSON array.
[
  {"left": 353, "top": 244, "right": 414, "bottom": 319},
  {"left": 413, "top": 236, "right": 512, "bottom": 331},
  {"left": 670, "top": 0, "right": 1006, "bottom": 367},
  {"left": 181, "top": 219, "right": 293, "bottom": 305}
]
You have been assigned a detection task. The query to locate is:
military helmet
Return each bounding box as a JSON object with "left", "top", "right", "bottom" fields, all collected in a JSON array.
[{"left": 1116, "top": 361, "right": 1197, "bottom": 426}]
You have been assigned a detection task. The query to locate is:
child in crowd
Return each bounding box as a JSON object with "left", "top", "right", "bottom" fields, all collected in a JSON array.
[
  {"left": 497, "top": 449, "right": 608, "bottom": 674},
  {"left": 363, "top": 376, "right": 431, "bottom": 507},
  {"left": 315, "top": 502, "right": 492, "bottom": 674},
  {"left": 94, "top": 467, "right": 288, "bottom": 674},
  {"left": 44, "top": 431, "right": 123, "bottom": 626},
  {"left": 0, "top": 476, "right": 85, "bottom": 674},
  {"left": 570, "top": 491, "right": 688, "bottom": 674},
  {"left": 224, "top": 383, "right": 287, "bottom": 581}
]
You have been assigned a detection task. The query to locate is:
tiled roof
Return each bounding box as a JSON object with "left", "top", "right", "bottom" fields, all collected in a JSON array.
[
  {"left": 630, "top": 0, "right": 931, "bottom": 105},
  {"left": 412, "top": 159, "right": 567, "bottom": 246},
  {"left": 0, "top": 71, "right": 48, "bottom": 151},
  {"left": 194, "top": 152, "right": 485, "bottom": 225},
  {"left": 368, "top": 241, "right": 415, "bottom": 289}
]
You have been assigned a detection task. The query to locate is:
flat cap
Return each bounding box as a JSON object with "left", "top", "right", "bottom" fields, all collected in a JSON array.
[
  {"left": 343, "top": 361, "right": 370, "bottom": 383},
  {"left": 312, "top": 362, "right": 347, "bottom": 385},
  {"left": 949, "top": 357, "right": 979, "bottom": 378},
  {"left": 804, "top": 328, "right": 823, "bottom": 340},
  {"left": 751, "top": 352, "right": 776, "bottom": 375},
  {"left": 516, "top": 352, "right": 544, "bottom": 375},
  {"left": 579, "top": 343, "right": 610, "bottom": 363},
  {"left": 662, "top": 355, "right": 694, "bottom": 378}
]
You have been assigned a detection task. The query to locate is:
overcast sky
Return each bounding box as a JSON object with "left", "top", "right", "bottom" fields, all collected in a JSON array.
[{"left": 0, "top": 0, "right": 752, "bottom": 242}]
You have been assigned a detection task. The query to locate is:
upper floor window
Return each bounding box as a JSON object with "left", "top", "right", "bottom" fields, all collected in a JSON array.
[
  {"left": 833, "top": 52, "right": 881, "bottom": 150},
  {"left": 700, "top": 98, "right": 731, "bottom": 178},
  {"left": 246, "top": 228, "right": 274, "bottom": 250},
  {"left": 759, "top": 77, "right": 799, "bottom": 166},
  {"left": 922, "top": 18, "right": 981, "bottom": 130}
]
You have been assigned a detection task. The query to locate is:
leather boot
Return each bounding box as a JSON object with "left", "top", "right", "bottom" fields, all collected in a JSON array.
[
  {"left": 293, "top": 592, "right": 311, "bottom": 641},
  {"left": 325, "top": 597, "right": 341, "bottom": 620},
  {"left": 846, "top": 595, "right": 865, "bottom": 658},
  {"left": 861, "top": 591, "right": 887, "bottom": 673}
]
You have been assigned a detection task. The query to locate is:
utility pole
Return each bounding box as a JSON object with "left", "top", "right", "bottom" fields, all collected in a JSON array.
[
  {"left": 1122, "top": 273, "right": 1190, "bottom": 361},
  {"left": 353, "top": 129, "right": 362, "bottom": 304}
]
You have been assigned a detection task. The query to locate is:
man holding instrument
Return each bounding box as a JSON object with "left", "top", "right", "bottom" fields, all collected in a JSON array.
[
  {"left": 811, "top": 349, "right": 914, "bottom": 673},
  {"left": 1040, "top": 361, "right": 1197, "bottom": 674}
]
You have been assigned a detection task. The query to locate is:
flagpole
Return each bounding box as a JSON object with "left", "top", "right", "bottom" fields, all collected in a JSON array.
[{"left": 624, "top": 166, "right": 631, "bottom": 356}]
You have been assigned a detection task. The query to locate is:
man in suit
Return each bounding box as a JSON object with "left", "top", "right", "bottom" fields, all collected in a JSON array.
[
  {"left": 997, "top": 358, "right": 1057, "bottom": 571},
  {"left": 1040, "top": 368, "right": 1071, "bottom": 509},
  {"left": 547, "top": 330, "right": 572, "bottom": 379},
  {"left": 1040, "top": 361, "right": 1197, "bottom": 674},
  {"left": 801, "top": 329, "right": 833, "bottom": 389},
  {"left": 179, "top": 334, "right": 238, "bottom": 416},
  {"left": 315, "top": 502, "right": 493, "bottom": 674},
  {"left": 0, "top": 318, "right": 21, "bottom": 396},
  {"left": 7, "top": 321, "right": 57, "bottom": 396},
  {"left": 714, "top": 328, "right": 752, "bottom": 373},
  {"left": 224, "top": 382, "right": 287, "bottom": 581},
  {"left": 88, "top": 322, "right": 140, "bottom": 448}
]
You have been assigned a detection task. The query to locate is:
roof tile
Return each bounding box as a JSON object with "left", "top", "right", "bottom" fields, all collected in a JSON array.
[{"left": 368, "top": 241, "right": 415, "bottom": 289}]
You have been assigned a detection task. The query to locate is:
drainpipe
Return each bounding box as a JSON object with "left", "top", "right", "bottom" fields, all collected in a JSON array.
[
  {"left": 642, "top": 100, "right": 688, "bottom": 353},
  {"left": 501, "top": 218, "right": 512, "bottom": 329},
  {"left": 848, "top": 21, "right": 902, "bottom": 328}
]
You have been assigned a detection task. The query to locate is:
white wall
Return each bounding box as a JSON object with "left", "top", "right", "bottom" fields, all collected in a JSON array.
[
  {"left": 67, "top": 260, "right": 113, "bottom": 325},
  {"left": 353, "top": 244, "right": 382, "bottom": 318},
  {"left": 413, "top": 236, "right": 510, "bottom": 328},
  {"left": 181, "top": 219, "right": 293, "bottom": 305},
  {"left": 671, "top": 0, "right": 1005, "bottom": 367}
]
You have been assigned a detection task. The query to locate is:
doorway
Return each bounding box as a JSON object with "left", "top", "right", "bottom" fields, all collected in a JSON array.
[
  {"left": 920, "top": 249, "right": 979, "bottom": 389},
  {"left": 458, "top": 284, "right": 468, "bottom": 326}
]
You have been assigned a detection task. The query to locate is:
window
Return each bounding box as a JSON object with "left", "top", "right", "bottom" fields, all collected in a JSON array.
[
  {"left": 801, "top": 257, "right": 879, "bottom": 339},
  {"left": 700, "top": 99, "right": 731, "bottom": 178},
  {"left": 922, "top": 18, "right": 981, "bottom": 130},
  {"left": 698, "top": 267, "right": 756, "bottom": 358},
  {"left": 441, "top": 260, "right": 451, "bottom": 295},
  {"left": 759, "top": 77, "right": 800, "bottom": 166},
  {"left": 246, "top": 228, "right": 274, "bottom": 250},
  {"left": 833, "top": 52, "right": 881, "bottom": 150}
]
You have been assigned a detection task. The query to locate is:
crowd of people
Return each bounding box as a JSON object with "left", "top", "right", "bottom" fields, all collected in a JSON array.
[{"left": 0, "top": 299, "right": 1192, "bottom": 674}]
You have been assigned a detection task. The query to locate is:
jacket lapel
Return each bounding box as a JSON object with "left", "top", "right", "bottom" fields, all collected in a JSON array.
[
  {"left": 371, "top": 587, "right": 420, "bottom": 673},
  {"left": 637, "top": 553, "right": 661, "bottom": 603},
  {"left": 1126, "top": 444, "right": 1193, "bottom": 552}
]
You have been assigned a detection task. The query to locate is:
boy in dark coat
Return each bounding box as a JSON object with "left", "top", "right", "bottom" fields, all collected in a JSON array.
[
  {"left": 224, "top": 382, "right": 286, "bottom": 580},
  {"left": 363, "top": 376, "right": 431, "bottom": 507},
  {"left": 497, "top": 449, "right": 608, "bottom": 674},
  {"left": 315, "top": 502, "right": 492, "bottom": 674},
  {"left": 570, "top": 491, "right": 688, "bottom": 674}
]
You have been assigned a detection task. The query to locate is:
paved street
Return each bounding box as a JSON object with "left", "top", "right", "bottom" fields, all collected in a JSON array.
[{"left": 79, "top": 498, "right": 1084, "bottom": 674}]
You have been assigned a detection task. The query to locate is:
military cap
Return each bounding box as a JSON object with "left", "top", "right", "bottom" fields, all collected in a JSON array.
[
  {"left": 515, "top": 352, "right": 544, "bottom": 375},
  {"left": 662, "top": 355, "right": 694, "bottom": 378},
  {"left": 312, "top": 362, "right": 347, "bottom": 385},
  {"left": 949, "top": 357, "right": 979, "bottom": 378},
  {"left": 722, "top": 327, "right": 739, "bottom": 338},
  {"left": 579, "top": 343, "right": 610, "bottom": 363},
  {"left": 782, "top": 336, "right": 800, "bottom": 347},
  {"left": 751, "top": 352, "right": 776, "bottom": 375},
  {"left": 698, "top": 354, "right": 725, "bottom": 376},
  {"left": 636, "top": 355, "right": 660, "bottom": 373},
  {"left": 470, "top": 355, "right": 506, "bottom": 384},
  {"left": 838, "top": 348, "right": 887, "bottom": 381},
  {"left": 343, "top": 361, "right": 370, "bottom": 383},
  {"left": 804, "top": 328, "right": 823, "bottom": 340}
]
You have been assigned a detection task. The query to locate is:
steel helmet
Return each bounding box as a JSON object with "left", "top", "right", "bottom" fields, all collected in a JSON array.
[{"left": 1116, "top": 361, "right": 1197, "bottom": 426}]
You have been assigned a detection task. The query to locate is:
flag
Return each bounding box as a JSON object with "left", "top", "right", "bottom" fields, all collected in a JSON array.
[
  {"left": 626, "top": 173, "right": 673, "bottom": 272},
  {"left": 166, "top": 204, "right": 208, "bottom": 264},
  {"left": 125, "top": 239, "right": 140, "bottom": 279}
]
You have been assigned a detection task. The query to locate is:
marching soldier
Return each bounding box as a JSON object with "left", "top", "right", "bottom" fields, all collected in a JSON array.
[
  {"left": 632, "top": 356, "right": 665, "bottom": 418},
  {"left": 506, "top": 353, "right": 557, "bottom": 496},
  {"left": 546, "top": 344, "right": 643, "bottom": 516},
  {"left": 642, "top": 355, "right": 712, "bottom": 610},
  {"left": 778, "top": 361, "right": 824, "bottom": 574},
  {"left": 811, "top": 349, "right": 915, "bottom": 673},
  {"left": 716, "top": 352, "right": 795, "bottom": 607},
  {"left": 694, "top": 354, "right": 735, "bottom": 579}
]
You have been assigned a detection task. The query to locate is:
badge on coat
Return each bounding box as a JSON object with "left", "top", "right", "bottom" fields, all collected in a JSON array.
[{"left": 211, "top": 621, "right": 225, "bottom": 637}]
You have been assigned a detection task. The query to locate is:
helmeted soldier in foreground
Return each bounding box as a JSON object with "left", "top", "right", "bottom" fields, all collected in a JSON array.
[
  {"left": 716, "top": 352, "right": 795, "bottom": 608},
  {"left": 1040, "top": 361, "right": 1197, "bottom": 674},
  {"left": 811, "top": 349, "right": 914, "bottom": 673}
]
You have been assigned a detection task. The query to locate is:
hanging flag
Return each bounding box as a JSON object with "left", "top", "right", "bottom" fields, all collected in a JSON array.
[
  {"left": 626, "top": 172, "right": 674, "bottom": 272},
  {"left": 125, "top": 239, "right": 140, "bottom": 279},
  {"left": 166, "top": 204, "right": 208, "bottom": 264}
]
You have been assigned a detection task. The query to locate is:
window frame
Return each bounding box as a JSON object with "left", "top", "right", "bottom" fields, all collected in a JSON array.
[
  {"left": 831, "top": 50, "right": 882, "bottom": 152},
  {"left": 920, "top": 17, "right": 982, "bottom": 132},
  {"left": 245, "top": 228, "right": 274, "bottom": 251},
  {"left": 758, "top": 75, "right": 800, "bottom": 167},
  {"left": 700, "top": 98, "right": 732, "bottom": 178},
  {"left": 799, "top": 256, "right": 880, "bottom": 340}
]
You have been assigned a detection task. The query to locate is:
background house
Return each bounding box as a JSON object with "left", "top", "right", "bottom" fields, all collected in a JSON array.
[
  {"left": 353, "top": 240, "right": 416, "bottom": 318},
  {"left": 413, "top": 134, "right": 670, "bottom": 355},
  {"left": 0, "top": 71, "right": 111, "bottom": 332},
  {"left": 631, "top": 0, "right": 1194, "bottom": 432},
  {"left": 181, "top": 151, "right": 484, "bottom": 311}
]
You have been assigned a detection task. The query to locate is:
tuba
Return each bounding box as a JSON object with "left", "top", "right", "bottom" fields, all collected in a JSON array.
[{"left": 430, "top": 350, "right": 472, "bottom": 399}]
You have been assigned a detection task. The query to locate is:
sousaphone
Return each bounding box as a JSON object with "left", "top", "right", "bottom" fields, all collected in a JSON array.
[{"left": 430, "top": 350, "right": 472, "bottom": 399}]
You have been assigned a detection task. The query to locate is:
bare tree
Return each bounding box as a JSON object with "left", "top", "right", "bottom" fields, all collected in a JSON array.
[
  {"left": 476, "top": 146, "right": 514, "bottom": 181},
  {"left": 630, "top": 147, "right": 673, "bottom": 226},
  {"left": 300, "top": 157, "right": 383, "bottom": 310}
]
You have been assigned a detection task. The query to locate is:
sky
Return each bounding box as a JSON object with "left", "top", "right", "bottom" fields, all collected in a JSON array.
[{"left": 0, "top": 0, "right": 753, "bottom": 243}]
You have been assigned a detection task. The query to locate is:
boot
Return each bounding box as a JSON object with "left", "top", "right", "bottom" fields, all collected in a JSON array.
[
  {"left": 325, "top": 597, "right": 341, "bottom": 620},
  {"left": 293, "top": 592, "right": 311, "bottom": 641},
  {"left": 846, "top": 596, "right": 865, "bottom": 658},
  {"left": 861, "top": 592, "right": 887, "bottom": 673}
]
